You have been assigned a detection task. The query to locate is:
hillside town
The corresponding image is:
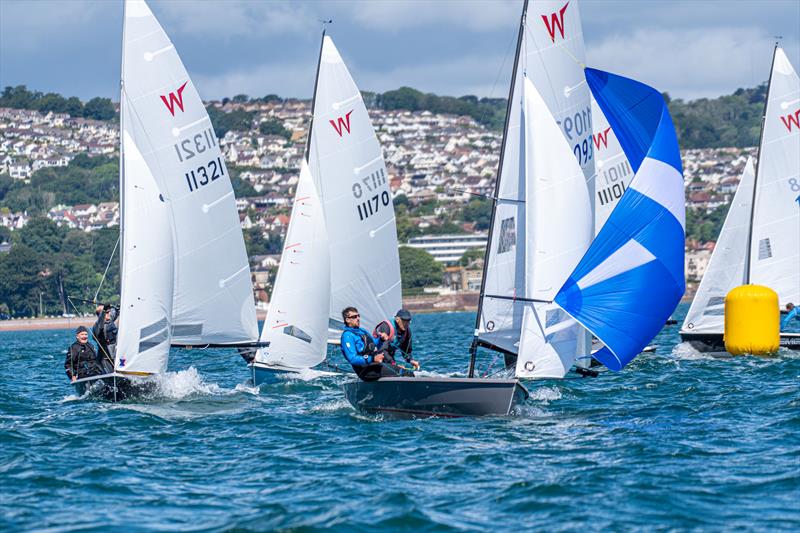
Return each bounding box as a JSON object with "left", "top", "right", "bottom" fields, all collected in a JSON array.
[{"left": 0, "top": 101, "right": 757, "bottom": 298}]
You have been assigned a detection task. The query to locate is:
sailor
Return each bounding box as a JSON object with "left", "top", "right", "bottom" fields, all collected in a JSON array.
[
  {"left": 340, "top": 307, "right": 398, "bottom": 380},
  {"left": 387, "top": 309, "right": 419, "bottom": 370},
  {"left": 781, "top": 303, "right": 799, "bottom": 331},
  {"left": 93, "top": 304, "right": 119, "bottom": 364},
  {"left": 64, "top": 326, "right": 101, "bottom": 382}
]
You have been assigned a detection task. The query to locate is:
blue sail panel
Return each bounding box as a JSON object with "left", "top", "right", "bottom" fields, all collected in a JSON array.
[{"left": 554, "top": 69, "right": 685, "bottom": 371}]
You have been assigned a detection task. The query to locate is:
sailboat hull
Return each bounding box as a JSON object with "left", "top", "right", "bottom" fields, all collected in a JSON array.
[
  {"left": 72, "top": 373, "right": 158, "bottom": 402},
  {"left": 680, "top": 331, "right": 800, "bottom": 352},
  {"left": 343, "top": 377, "right": 529, "bottom": 418}
]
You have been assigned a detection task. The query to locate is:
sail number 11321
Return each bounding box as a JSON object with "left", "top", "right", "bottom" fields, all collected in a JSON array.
[{"left": 185, "top": 157, "right": 225, "bottom": 192}]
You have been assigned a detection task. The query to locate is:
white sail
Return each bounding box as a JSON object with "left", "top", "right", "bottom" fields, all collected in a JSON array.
[
  {"left": 478, "top": 0, "right": 591, "bottom": 357},
  {"left": 114, "top": 128, "right": 174, "bottom": 374},
  {"left": 590, "top": 94, "right": 635, "bottom": 233},
  {"left": 515, "top": 77, "right": 592, "bottom": 378},
  {"left": 682, "top": 158, "right": 756, "bottom": 334},
  {"left": 308, "top": 36, "right": 402, "bottom": 332},
  {"left": 113, "top": 0, "right": 178, "bottom": 374},
  {"left": 255, "top": 161, "right": 330, "bottom": 368},
  {"left": 122, "top": 0, "right": 257, "bottom": 346},
  {"left": 749, "top": 47, "right": 800, "bottom": 306}
]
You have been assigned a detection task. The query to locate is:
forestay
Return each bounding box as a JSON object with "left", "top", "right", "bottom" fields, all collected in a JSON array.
[
  {"left": 122, "top": 0, "right": 257, "bottom": 347},
  {"left": 555, "top": 68, "right": 685, "bottom": 371},
  {"left": 308, "top": 36, "right": 401, "bottom": 332},
  {"left": 748, "top": 47, "right": 800, "bottom": 306},
  {"left": 515, "top": 77, "right": 592, "bottom": 378},
  {"left": 682, "top": 159, "right": 755, "bottom": 334},
  {"left": 255, "top": 161, "right": 330, "bottom": 369},
  {"left": 477, "top": 0, "right": 592, "bottom": 357}
]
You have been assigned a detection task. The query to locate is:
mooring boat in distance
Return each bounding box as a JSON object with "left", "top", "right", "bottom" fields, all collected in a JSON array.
[
  {"left": 680, "top": 46, "right": 800, "bottom": 352},
  {"left": 73, "top": 0, "right": 262, "bottom": 401}
]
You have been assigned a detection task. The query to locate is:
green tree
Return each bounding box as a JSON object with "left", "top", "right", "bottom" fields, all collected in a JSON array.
[
  {"left": 207, "top": 105, "right": 255, "bottom": 138},
  {"left": 83, "top": 97, "right": 116, "bottom": 120},
  {"left": 458, "top": 247, "right": 485, "bottom": 267},
  {"left": 399, "top": 246, "right": 442, "bottom": 290},
  {"left": 461, "top": 198, "right": 492, "bottom": 231},
  {"left": 0, "top": 244, "right": 44, "bottom": 316},
  {"left": 15, "top": 217, "right": 66, "bottom": 255},
  {"left": 259, "top": 119, "right": 291, "bottom": 139}
]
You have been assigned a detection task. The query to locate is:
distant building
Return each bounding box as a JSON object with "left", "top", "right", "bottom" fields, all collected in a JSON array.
[{"left": 406, "top": 233, "right": 487, "bottom": 265}]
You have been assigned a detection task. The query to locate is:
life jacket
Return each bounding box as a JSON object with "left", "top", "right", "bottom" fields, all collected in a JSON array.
[
  {"left": 357, "top": 331, "right": 377, "bottom": 356},
  {"left": 373, "top": 320, "right": 395, "bottom": 342}
]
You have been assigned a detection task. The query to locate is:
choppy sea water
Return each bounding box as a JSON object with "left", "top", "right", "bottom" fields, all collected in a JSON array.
[{"left": 1, "top": 303, "right": 799, "bottom": 531}]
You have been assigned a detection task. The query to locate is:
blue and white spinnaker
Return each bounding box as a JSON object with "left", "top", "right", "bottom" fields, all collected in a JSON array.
[{"left": 554, "top": 68, "right": 685, "bottom": 371}]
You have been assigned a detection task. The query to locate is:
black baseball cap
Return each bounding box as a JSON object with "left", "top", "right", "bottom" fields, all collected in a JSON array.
[
  {"left": 75, "top": 325, "right": 89, "bottom": 334},
  {"left": 395, "top": 309, "right": 412, "bottom": 321}
]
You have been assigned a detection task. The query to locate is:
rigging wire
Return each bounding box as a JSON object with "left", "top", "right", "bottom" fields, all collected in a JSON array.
[{"left": 93, "top": 235, "right": 120, "bottom": 303}]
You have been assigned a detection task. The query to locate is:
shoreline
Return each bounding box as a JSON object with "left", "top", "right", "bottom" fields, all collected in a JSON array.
[{"left": 0, "top": 292, "right": 695, "bottom": 332}]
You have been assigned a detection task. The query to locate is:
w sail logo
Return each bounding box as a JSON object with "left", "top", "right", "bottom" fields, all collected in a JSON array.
[
  {"left": 593, "top": 127, "right": 612, "bottom": 150},
  {"left": 329, "top": 110, "right": 354, "bottom": 137},
  {"left": 160, "top": 81, "right": 188, "bottom": 116},
  {"left": 541, "top": 2, "right": 569, "bottom": 42},
  {"left": 780, "top": 108, "right": 800, "bottom": 133}
]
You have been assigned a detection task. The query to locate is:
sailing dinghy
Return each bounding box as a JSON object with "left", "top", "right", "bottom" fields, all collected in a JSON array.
[
  {"left": 250, "top": 33, "right": 403, "bottom": 384},
  {"left": 680, "top": 46, "right": 800, "bottom": 351},
  {"left": 74, "top": 0, "right": 262, "bottom": 401}
]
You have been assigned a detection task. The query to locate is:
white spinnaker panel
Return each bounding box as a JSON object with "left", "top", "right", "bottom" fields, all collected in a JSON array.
[
  {"left": 749, "top": 48, "right": 800, "bottom": 306},
  {"left": 115, "top": 127, "right": 174, "bottom": 374},
  {"left": 590, "top": 94, "right": 635, "bottom": 233},
  {"left": 682, "top": 159, "right": 755, "bottom": 334},
  {"left": 308, "top": 36, "right": 401, "bottom": 332},
  {"left": 516, "top": 78, "right": 592, "bottom": 378},
  {"left": 478, "top": 0, "right": 591, "bottom": 355},
  {"left": 123, "top": 0, "right": 257, "bottom": 345},
  {"left": 256, "top": 161, "right": 330, "bottom": 369}
]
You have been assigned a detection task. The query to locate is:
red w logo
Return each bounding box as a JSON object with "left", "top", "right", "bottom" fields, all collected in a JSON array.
[
  {"left": 780, "top": 108, "right": 800, "bottom": 133},
  {"left": 329, "top": 110, "right": 354, "bottom": 137},
  {"left": 160, "top": 81, "right": 188, "bottom": 116},
  {"left": 541, "top": 1, "right": 569, "bottom": 42},
  {"left": 593, "top": 127, "right": 612, "bottom": 150}
]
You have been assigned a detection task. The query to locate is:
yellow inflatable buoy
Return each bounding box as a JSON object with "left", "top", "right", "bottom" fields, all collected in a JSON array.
[{"left": 724, "top": 284, "right": 779, "bottom": 355}]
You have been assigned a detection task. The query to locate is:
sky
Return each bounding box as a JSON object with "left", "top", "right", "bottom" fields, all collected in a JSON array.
[{"left": 1, "top": 0, "right": 799, "bottom": 103}]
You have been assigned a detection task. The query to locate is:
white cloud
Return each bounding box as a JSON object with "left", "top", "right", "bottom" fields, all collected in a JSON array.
[
  {"left": 340, "top": 0, "right": 519, "bottom": 32},
  {"left": 587, "top": 27, "right": 799, "bottom": 99},
  {"left": 0, "top": 0, "right": 107, "bottom": 51},
  {"left": 193, "top": 62, "right": 317, "bottom": 100},
  {"left": 154, "top": 0, "right": 315, "bottom": 38}
]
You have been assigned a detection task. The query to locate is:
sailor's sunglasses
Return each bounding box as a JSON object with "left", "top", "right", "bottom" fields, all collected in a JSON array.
[{"left": 346, "top": 314, "right": 360, "bottom": 319}]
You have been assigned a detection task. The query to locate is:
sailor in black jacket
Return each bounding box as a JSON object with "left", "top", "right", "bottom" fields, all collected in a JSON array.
[{"left": 64, "top": 326, "right": 100, "bottom": 382}]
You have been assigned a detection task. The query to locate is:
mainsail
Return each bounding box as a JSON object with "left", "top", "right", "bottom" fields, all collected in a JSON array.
[
  {"left": 307, "top": 36, "right": 402, "bottom": 332},
  {"left": 255, "top": 161, "right": 330, "bottom": 369},
  {"left": 555, "top": 68, "right": 685, "bottom": 371},
  {"left": 122, "top": 0, "right": 258, "bottom": 347},
  {"left": 682, "top": 159, "right": 755, "bottom": 334},
  {"left": 515, "top": 77, "right": 592, "bottom": 378},
  {"left": 474, "top": 0, "right": 592, "bottom": 363},
  {"left": 748, "top": 47, "right": 800, "bottom": 306},
  {"left": 591, "top": 95, "right": 635, "bottom": 233}
]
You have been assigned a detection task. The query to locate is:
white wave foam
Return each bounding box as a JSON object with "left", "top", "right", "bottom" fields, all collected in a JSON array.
[
  {"left": 280, "top": 367, "right": 340, "bottom": 381},
  {"left": 308, "top": 398, "right": 350, "bottom": 413},
  {"left": 671, "top": 342, "right": 732, "bottom": 361},
  {"left": 528, "top": 385, "right": 562, "bottom": 404},
  {"left": 155, "top": 367, "right": 223, "bottom": 399}
]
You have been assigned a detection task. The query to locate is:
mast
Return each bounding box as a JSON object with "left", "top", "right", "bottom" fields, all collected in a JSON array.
[
  {"left": 118, "top": 0, "right": 127, "bottom": 301},
  {"left": 744, "top": 42, "right": 778, "bottom": 284},
  {"left": 304, "top": 21, "right": 331, "bottom": 162},
  {"left": 468, "top": 0, "right": 528, "bottom": 378}
]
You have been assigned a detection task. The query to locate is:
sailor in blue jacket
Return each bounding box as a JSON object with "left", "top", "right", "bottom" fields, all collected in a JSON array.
[
  {"left": 781, "top": 303, "right": 799, "bottom": 331},
  {"left": 340, "top": 307, "right": 396, "bottom": 380}
]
